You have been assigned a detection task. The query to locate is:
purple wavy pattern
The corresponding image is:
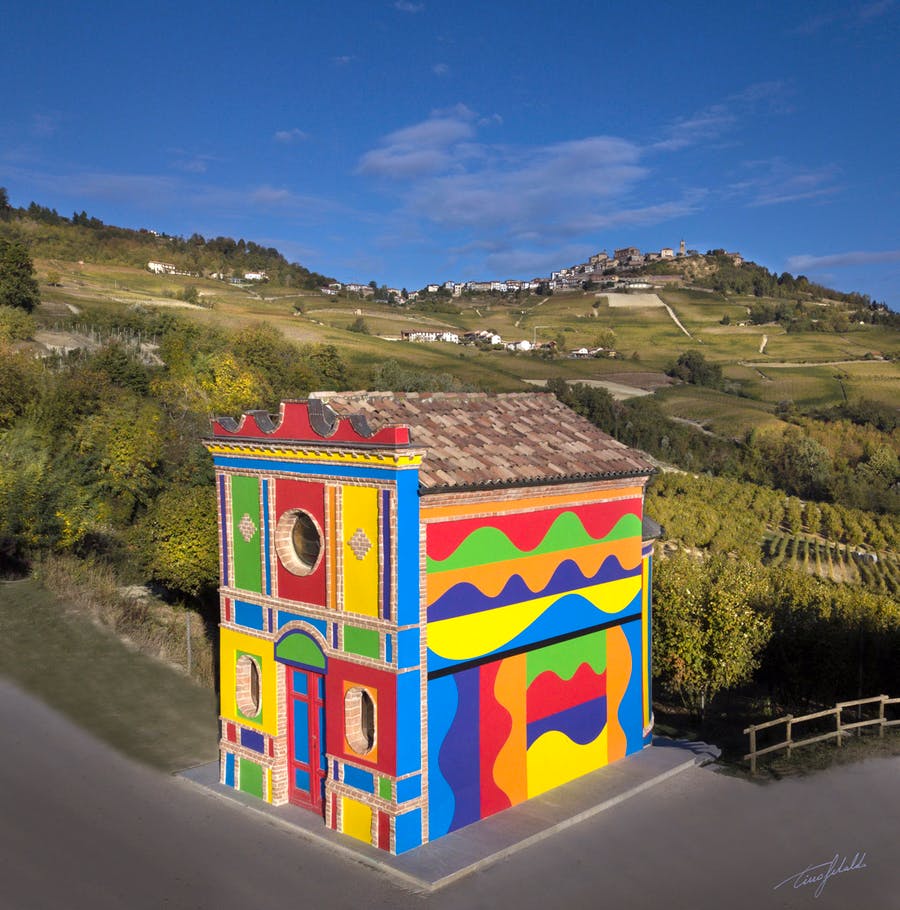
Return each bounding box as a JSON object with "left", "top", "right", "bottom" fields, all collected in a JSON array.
[
  {"left": 428, "top": 555, "right": 638, "bottom": 622},
  {"left": 438, "top": 667, "right": 482, "bottom": 833},
  {"left": 525, "top": 697, "right": 607, "bottom": 748}
]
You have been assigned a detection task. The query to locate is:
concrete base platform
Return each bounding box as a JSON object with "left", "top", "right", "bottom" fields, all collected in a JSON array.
[{"left": 179, "top": 736, "right": 719, "bottom": 891}]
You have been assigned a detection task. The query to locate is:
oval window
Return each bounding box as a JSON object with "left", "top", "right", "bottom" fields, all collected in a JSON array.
[
  {"left": 235, "top": 654, "right": 261, "bottom": 718},
  {"left": 274, "top": 510, "right": 323, "bottom": 576},
  {"left": 344, "top": 687, "right": 376, "bottom": 755}
]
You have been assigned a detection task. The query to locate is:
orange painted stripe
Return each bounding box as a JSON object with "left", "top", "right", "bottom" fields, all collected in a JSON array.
[
  {"left": 491, "top": 654, "right": 528, "bottom": 807},
  {"left": 606, "top": 625, "right": 632, "bottom": 762},
  {"left": 426, "top": 539, "right": 641, "bottom": 603},
  {"left": 421, "top": 485, "right": 645, "bottom": 521}
]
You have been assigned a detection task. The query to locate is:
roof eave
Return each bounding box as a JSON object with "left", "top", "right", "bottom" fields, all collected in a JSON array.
[{"left": 419, "top": 466, "right": 656, "bottom": 496}]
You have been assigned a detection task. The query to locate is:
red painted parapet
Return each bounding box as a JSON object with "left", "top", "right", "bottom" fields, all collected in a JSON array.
[{"left": 211, "top": 399, "right": 410, "bottom": 446}]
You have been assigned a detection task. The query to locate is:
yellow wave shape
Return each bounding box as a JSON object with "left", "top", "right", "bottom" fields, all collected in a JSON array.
[
  {"left": 427, "top": 538, "right": 641, "bottom": 604},
  {"left": 526, "top": 726, "right": 609, "bottom": 799},
  {"left": 428, "top": 575, "right": 642, "bottom": 662}
]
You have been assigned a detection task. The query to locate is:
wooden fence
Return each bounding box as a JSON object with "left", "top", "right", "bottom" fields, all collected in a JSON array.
[{"left": 744, "top": 694, "right": 900, "bottom": 775}]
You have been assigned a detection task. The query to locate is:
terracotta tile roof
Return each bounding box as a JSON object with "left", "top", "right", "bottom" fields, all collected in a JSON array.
[{"left": 313, "top": 391, "right": 655, "bottom": 491}]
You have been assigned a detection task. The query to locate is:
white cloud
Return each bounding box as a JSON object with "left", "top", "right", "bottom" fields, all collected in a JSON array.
[
  {"left": 357, "top": 109, "right": 477, "bottom": 178},
  {"left": 651, "top": 82, "right": 794, "bottom": 153},
  {"left": 167, "top": 148, "right": 219, "bottom": 174},
  {"left": 652, "top": 105, "right": 735, "bottom": 151},
  {"left": 5, "top": 164, "right": 353, "bottom": 227},
  {"left": 729, "top": 158, "right": 841, "bottom": 207},
  {"left": 393, "top": 0, "right": 424, "bottom": 11},
  {"left": 274, "top": 128, "right": 308, "bottom": 144},
  {"left": 793, "top": 0, "right": 894, "bottom": 33},
  {"left": 432, "top": 63, "right": 450, "bottom": 76},
  {"left": 355, "top": 105, "right": 701, "bottom": 279},
  {"left": 786, "top": 249, "right": 900, "bottom": 271}
]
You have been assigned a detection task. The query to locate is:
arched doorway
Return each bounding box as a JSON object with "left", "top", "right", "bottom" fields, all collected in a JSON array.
[{"left": 275, "top": 630, "right": 327, "bottom": 813}]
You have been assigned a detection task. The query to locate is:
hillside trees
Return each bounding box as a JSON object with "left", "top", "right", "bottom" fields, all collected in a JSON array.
[
  {"left": 0, "top": 307, "right": 352, "bottom": 597},
  {"left": 0, "top": 238, "right": 40, "bottom": 312},
  {"left": 667, "top": 350, "right": 724, "bottom": 388},
  {"left": 138, "top": 484, "right": 219, "bottom": 595},
  {"left": 0, "top": 201, "right": 332, "bottom": 288},
  {"left": 758, "top": 569, "right": 900, "bottom": 706},
  {"left": 0, "top": 348, "right": 40, "bottom": 426},
  {"left": 652, "top": 553, "right": 772, "bottom": 721}
]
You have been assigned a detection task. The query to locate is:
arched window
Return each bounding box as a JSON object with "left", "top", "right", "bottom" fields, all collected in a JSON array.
[
  {"left": 235, "top": 654, "right": 262, "bottom": 718},
  {"left": 344, "top": 687, "right": 376, "bottom": 755}
]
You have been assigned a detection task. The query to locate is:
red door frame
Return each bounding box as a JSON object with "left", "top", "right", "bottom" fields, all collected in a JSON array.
[{"left": 285, "top": 666, "right": 326, "bottom": 813}]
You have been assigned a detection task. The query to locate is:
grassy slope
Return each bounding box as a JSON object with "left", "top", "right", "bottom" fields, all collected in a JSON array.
[
  {"left": 0, "top": 579, "right": 217, "bottom": 771},
  {"left": 31, "top": 258, "right": 900, "bottom": 425}
]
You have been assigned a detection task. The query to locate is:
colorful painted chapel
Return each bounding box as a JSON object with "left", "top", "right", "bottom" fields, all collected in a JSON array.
[{"left": 204, "top": 391, "right": 658, "bottom": 854}]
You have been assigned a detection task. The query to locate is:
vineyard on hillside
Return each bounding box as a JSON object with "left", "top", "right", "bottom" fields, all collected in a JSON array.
[
  {"left": 647, "top": 472, "right": 900, "bottom": 595},
  {"left": 762, "top": 534, "right": 900, "bottom": 595}
]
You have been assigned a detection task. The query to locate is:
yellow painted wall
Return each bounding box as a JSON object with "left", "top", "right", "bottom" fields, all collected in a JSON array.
[
  {"left": 220, "top": 627, "right": 279, "bottom": 736},
  {"left": 342, "top": 796, "right": 374, "bottom": 844},
  {"left": 341, "top": 485, "right": 380, "bottom": 617}
]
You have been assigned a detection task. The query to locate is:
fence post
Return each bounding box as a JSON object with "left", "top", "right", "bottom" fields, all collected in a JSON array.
[
  {"left": 836, "top": 707, "right": 842, "bottom": 747},
  {"left": 749, "top": 726, "right": 757, "bottom": 776},
  {"left": 879, "top": 695, "right": 886, "bottom": 739},
  {"left": 186, "top": 612, "right": 192, "bottom": 675},
  {"left": 786, "top": 715, "right": 793, "bottom": 759}
]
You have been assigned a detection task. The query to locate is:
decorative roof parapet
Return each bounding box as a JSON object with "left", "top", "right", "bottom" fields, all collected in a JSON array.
[{"left": 210, "top": 399, "right": 411, "bottom": 447}]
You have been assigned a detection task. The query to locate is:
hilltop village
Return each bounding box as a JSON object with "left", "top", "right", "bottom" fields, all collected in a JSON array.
[{"left": 328, "top": 241, "right": 743, "bottom": 302}]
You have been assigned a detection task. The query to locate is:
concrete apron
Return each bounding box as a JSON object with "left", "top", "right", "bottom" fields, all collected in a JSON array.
[{"left": 178, "top": 736, "right": 720, "bottom": 892}]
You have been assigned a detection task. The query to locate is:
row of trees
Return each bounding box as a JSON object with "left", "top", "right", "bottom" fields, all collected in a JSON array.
[{"left": 0, "top": 189, "right": 333, "bottom": 290}]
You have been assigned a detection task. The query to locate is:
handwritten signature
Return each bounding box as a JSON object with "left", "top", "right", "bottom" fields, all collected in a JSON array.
[{"left": 774, "top": 852, "right": 868, "bottom": 898}]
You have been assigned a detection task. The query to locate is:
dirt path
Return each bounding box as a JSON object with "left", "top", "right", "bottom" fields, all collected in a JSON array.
[
  {"left": 525, "top": 378, "right": 653, "bottom": 400},
  {"left": 605, "top": 292, "right": 692, "bottom": 337},
  {"left": 740, "top": 358, "right": 882, "bottom": 368}
]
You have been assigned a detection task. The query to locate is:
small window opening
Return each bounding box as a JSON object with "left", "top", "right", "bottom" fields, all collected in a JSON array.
[{"left": 236, "top": 655, "right": 262, "bottom": 718}]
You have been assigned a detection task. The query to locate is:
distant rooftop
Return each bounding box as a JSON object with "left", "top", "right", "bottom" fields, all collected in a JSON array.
[{"left": 312, "top": 391, "right": 655, "bottom": 492}]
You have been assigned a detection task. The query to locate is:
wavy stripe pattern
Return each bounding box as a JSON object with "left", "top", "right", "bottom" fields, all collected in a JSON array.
[
  {"left": 427, "top": 497, "right": 642, "bottom": 562},
  {"left": 427, "top": 539, "right": 640, "bottom": 604},
  {"left": 426, "top": 497, "right": 649, "bottom": 838},
  {"left": 428, "top": 554, "right": 639, "bottom": 622},
  {"left": 427, "top": 511, "right": 642, "bottom": 574},
  {"left": 427, "top": 578, "right": 642, "bottom": 670}
]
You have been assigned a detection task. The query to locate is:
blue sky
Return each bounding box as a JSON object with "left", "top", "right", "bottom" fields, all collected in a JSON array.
[{"left": 2, "top": 0, "right": 898, "bottom": 305}]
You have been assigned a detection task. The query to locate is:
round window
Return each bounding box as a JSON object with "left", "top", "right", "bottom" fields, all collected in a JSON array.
[
  {"left": 235, "top": 655, "right": 261, "bottom": 718},
  {"left": 344, "top": 687, "right": 376, "bottom": 755},
  {"left": 274, "top": 510, "right": 323, "bottom": 576}
]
